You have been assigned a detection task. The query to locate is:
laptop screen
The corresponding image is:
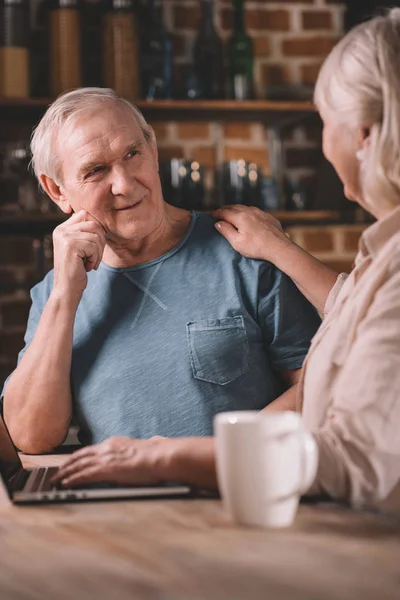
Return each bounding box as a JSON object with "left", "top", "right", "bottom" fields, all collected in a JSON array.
[{"left": 0, "top": 415, "right": 24, "bottom": 484}]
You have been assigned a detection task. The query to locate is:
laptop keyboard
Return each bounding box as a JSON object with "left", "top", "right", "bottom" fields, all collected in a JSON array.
[{"left": 23, "top": 467, "right": 60, "bottom": 493}]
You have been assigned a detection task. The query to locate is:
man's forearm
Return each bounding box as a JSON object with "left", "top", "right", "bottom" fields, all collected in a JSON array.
[
  {"left": 158, "top": 384, "right": 300, "bottom": 490},
  {"left": 162, "top": 437, "right": 218, "bottom": 491},
  {"left": 4, "top": 290, "right": 77, "bottom": 454},
  {"left": 159, "top": 384, "right": 298, "bottom": 490}
]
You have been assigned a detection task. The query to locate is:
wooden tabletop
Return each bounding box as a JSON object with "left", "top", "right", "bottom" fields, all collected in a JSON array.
[{"left": 0, "top": 455, "right": 399, "bottom": 600}]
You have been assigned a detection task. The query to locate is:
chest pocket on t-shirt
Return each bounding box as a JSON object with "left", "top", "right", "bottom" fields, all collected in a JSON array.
[{"left": 186, "top": 316, "right": 250, "bottom": 385}]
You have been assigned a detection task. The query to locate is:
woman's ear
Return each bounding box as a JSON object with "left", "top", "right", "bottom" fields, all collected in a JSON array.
[
  {"left": 355, "top": 127, "right": 371, "bottom": 162},
  {"left": 361, "top": 127, "right": 371, "bottom": 152},
  {"left": 39, "top": 174, "right": 73, "bottom": 214}
]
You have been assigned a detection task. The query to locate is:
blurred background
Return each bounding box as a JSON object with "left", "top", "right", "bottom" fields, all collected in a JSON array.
[{"left": 0, "top": 0, "right": 398, "bottom": 387}]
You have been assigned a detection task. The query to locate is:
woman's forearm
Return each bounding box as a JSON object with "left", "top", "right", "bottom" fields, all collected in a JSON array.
[
  {"left": 272, "top": 241, "right": 339, "bottom": 314},
  {"left": 262, "top": 383, "right": 299, "bottom": 413}
]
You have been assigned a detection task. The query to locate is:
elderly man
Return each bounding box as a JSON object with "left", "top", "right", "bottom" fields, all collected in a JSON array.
[{"left": 1, "top": 88, "right": 320, "bottom": 490}]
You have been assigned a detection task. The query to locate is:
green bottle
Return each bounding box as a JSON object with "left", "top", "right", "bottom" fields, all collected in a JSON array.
[{"left": 228, "top": 0, "right": 254, "bottom": 100}]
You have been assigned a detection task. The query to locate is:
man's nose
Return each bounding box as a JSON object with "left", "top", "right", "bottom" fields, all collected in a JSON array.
[{"left": 110, "top": 164, "right": 133, "bottom": 196}]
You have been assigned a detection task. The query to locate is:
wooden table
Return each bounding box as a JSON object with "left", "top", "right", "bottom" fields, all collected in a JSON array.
[{"left": 0, "top": 454, "right": 399, "bottom": 600}]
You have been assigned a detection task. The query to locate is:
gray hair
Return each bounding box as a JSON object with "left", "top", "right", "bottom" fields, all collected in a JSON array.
[
  {"left": 314, "top": 8, "right": 400, "bottom": 212},
  {"left": 30, "top": 88, "right": 154, "bottom": 184}
]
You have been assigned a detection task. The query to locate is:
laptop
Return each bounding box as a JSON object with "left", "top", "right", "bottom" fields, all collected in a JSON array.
[{"left": 0, "top": 415, "right": 194, "bottom": 505}]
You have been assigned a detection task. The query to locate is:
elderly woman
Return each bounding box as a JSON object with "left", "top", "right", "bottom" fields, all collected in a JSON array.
[{"left": 215, "top": 9, "right": 400, "bottom": 506}]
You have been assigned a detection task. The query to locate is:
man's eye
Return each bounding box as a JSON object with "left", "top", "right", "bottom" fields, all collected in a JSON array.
[
  {"left": 87, "top": 166, "right": 104, "bottom": 177},
  {"left": 126, "top": 150, "right": 138, "bottom": 159}
]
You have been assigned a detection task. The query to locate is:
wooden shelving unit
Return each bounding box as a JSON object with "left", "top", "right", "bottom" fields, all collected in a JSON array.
[
  {"left": 0, "top": 97, "right": 316, "bottom": 123},
  {"left": 137, "top": 100, "right": 316, "bottom": 122},
  {"left": 0, "top": 98, "right": 332, "bottom": 237},
  {"left": 271, "top": 210, "right": 340, "bottom": 224}
]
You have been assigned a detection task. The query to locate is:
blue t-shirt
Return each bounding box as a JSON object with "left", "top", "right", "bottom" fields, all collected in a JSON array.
[{"left": 2, "top": 212, "right": 320, "bottom": 444}]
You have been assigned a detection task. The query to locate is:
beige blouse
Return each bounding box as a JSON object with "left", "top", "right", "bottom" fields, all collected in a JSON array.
[{"left": 300, "top": 206, "right": 400, "bottom": 506}]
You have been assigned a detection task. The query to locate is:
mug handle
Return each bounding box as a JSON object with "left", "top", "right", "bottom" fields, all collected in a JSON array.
[
  {"left": 298, "top": 429, "right": 318, "bottom": 495},
  {"left": 269, "top": 427, "right": 318, "bottom": 502}
]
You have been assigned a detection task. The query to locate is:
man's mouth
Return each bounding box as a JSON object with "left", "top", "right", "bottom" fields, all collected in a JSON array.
[{"left": 114, "top": 198, "right": 143, "bottom": 211}]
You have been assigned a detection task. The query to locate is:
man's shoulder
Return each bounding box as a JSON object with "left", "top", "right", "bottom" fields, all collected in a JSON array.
[
  {"left": 191, "top": 211, "right": 221, "bottom": 240},
  {"left": 182, "top": 212, "right": 279, "bottom": 301},
  {"left": 192, "top": 211, "right": 276, "bottom": 270}
]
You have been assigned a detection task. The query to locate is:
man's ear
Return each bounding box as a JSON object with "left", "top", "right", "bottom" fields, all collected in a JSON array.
[{"left": 39, "top": 174, "right": 73, "bottom": 214}]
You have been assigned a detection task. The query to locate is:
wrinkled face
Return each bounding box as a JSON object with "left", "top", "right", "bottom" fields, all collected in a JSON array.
[
  {"left": 321, "top": 114, "right": 363, "bottom": 205},
  {"left": 56, "top": 103, "right": 163, "bottom": 243}
]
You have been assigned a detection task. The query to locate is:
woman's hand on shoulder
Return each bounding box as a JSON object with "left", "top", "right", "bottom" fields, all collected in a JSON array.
[{"left": 213, "top": 205, "right": 291, "bottom": 263}]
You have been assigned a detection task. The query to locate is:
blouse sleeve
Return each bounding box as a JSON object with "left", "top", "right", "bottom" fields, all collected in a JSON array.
[
  {"left": 306, "top": 264, "right": 400, "bottom": 506},
  {"left": 323, "top": 273, "right": 349, "bottom": 317}
]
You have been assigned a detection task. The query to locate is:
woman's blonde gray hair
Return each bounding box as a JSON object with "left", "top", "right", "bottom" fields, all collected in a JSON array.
[
  {"left": 30, "top": 88, "right": 154, "bottom": 184},
  {"left": 314, "top": 8, "right": 400, "bottom": 211}
]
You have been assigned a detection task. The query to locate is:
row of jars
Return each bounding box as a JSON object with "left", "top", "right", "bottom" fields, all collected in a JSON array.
[
  {"left": 0, "top": 0, "right": 169, "bottom": 100},
  {"left": 0, "top": 139, "right": 309, "bottom": 216}
]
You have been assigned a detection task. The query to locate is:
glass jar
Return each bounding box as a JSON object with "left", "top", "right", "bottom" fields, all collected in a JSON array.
[
  {"left": 29, "top": 0, "right": 50, "bottom": 97},
  {"left": 0, "top": 0, "right": 29, "bottom": 97},
  {"left": 82, "top": 0, "right": 106, "bottom": 87},
  {"left": 103, "top": 0, "right": 141, "bottom": 100},
  {"left": 49, "top": 0, "right": 82, "bottom": 96}
]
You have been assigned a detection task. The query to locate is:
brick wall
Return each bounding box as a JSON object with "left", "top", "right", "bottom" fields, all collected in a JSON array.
[
  {"left": 154, "top": 0, "right": 346, "bottom": 189},
  {"left": 0, "top": 0, "right": 351, "bottom": 387},
  {"left": 286, "top": 224, "right": 367, "bottom": 273},
  {"left": 168, "top": 0, "right": 344, "bottom": 95}
]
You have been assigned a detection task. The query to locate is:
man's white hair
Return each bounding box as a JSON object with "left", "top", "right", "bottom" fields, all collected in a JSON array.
[{"left": 30, "top": 88, "right": 153, "bottom": 184}]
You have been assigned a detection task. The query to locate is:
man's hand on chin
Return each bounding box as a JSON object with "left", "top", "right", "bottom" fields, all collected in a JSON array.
[{"left": 51, "top": 436, "right": 218, "bottom": 491}]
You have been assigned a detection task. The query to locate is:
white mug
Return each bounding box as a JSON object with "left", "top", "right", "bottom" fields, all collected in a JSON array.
[{"left": 214, "top": 411, "right": 318, "bottom": 528}]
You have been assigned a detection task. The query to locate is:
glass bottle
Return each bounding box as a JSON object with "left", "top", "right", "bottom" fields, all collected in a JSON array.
[
  {"left": 227, "top": 0, "right": 254, "bottom": 100},
  {"left": 193, "top": 0, "right": 224, "bottom": 99},
  {"left": 140, "top": 0, "right": 173, "bottom": 100},
  {"left": 29, "top": 0, "right": 50, "bottom": 98},
  {"left": 0, "top": 0, "right": 29, "bottom": 98},
  {"left": 103, "top": 0, "right": 141, "bottom": 101},
  {"left": 82, "top": 0, "right": 106, "bottom": 87},
  {"left": 49, "top": 0, "right": 82, "bottom": 97}
]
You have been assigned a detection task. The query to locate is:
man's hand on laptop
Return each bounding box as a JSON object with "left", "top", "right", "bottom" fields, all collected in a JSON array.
[
  {"left": 50, "top": 436, "right": 172, "bottom": 488},
  {"left": 52, "top": 210, "right": 106, "bottom": 307}
]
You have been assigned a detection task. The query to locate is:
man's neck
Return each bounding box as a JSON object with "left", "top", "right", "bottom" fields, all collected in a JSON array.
[{"left": 102, "top": 206, "right": 192, "bottom": 268}]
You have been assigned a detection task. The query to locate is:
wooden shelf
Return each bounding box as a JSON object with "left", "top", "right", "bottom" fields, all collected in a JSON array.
[
  {"left": 0, "top": 213, "right": 66, "bottom": 222},
  {"left": 272, "top": 210, "right": 340, "bottom": 224},
  {"left": 0, "top": 97, "right": 53, "bottom": 108},
  {"left": 0, "top": 98, "right": 316, "bottom": 124},
  {"left": 0, "top": 213, "right": 67, "bottom": 235},
  {"left": 136, "top": 100, "right": 315, "bottom": 122}
]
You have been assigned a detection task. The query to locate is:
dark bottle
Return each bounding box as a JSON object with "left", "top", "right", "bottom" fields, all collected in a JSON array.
[
  {"left": 48, "top": 0, "right": 82, "bottom": 97},
  {"left": 82, "top": 0, "right": 106, "bottom": 87},
  {"left": 0, "top": 0, "right": 30, "bottom": 97},
  {"left": 103, "top": 0, "right": 141, "bottom": 100},
  {"left": 140, "top": 0, "right": 173, "bottom": 100},
  {"left": 193, "top": 0, "right": 224, "bottom": 99},
  {"left": 227, "top": 0, "right": 254, "bottom": 100},
  {"left": 29, "top": 0, "right": 50, "bottom": 97}
]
